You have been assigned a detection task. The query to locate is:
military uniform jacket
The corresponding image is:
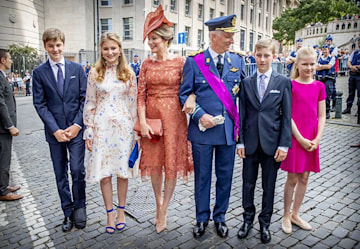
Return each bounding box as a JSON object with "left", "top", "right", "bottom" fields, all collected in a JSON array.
[{"left": 179, "top": 48, "right": 246, "bottom": 145}]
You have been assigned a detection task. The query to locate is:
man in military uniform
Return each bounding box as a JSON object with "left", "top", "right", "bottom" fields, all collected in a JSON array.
[
  {"left": 179, "top": 14, "right": 246, "bottom": 238},
  {"left": 343, "top": 37, "right": 360, "bottom": 116},
  {"left": 325, "top": 35, "right": 339, "bottom": 111}
]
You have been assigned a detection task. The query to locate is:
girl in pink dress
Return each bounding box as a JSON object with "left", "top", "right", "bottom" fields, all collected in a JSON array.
[{"left": 280, "top": 47, "right": 326, "bottom": 234}]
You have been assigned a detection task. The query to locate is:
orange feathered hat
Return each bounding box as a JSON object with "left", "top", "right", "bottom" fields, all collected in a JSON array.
[{"left": 143, "top": 5, "right": 173, "bottom": 43}]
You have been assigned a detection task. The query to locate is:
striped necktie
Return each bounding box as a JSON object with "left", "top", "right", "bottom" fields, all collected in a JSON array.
[
  {"left": 56, "top": 63, "right": 64, "bottom": 95},
  {"left": 259, "top": 74, "right": 266, "bottom": 102}
]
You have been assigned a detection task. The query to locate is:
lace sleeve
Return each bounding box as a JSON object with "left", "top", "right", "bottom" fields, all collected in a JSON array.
[
  {"left": 83, "top": 69, "right": 97, "bottom": 140},
  {"left": 137, "top": 59, "right": 147, "bottom": 108}
]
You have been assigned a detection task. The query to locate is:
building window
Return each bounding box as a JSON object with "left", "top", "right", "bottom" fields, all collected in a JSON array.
[
  {"left": 101, "top": 0, "right": 112, "bottom": 6},
  {"left": 240, "top": 4, "right": 244, "bottom": 20},
  {"left": 123, "top": 0, "right": 133, "bottom": 5},
  {"left": 101, "top": 18, "right": 112, "bottom": 33},
  {"left": 250, "top": 9, "right": 253, "bottom": 24},
  {"left": 240, "top": 30, "right": 245, "bottom": 51},
  {"left": 185, "top": 26, "right": 191, "bottom": 46},
  {"left": 123, "top": 17, "right": 133, "bottom": 40},
  {"left": 185, "top": 0, "right": 191, "bottom": 16},
  {"left": 266, "top": 0, "right": 270, "bottom": 12},
  {"left": 258, "top": 13, "right": 261, "bottom": 27},
  {"left": 170, "top": 0, "right": 176, "bottom": 11},
  {"left": 258, "top": 35, "right": 262, "bottom": 41},
  {"left": 259, "top": 0, "right": 262, "bottom": 8},
  {"left": 220, "top": 0, "right": 225, "bottom": 4},
  {"left": 210, "top": 8, "right": 214, "bottom": 19},
  {"left": 198, "top": 4, "right": 203, "bottom": 19},
  {"left": 197, "top": 29, "right": 202, "bottom": 47},
  {"left": 220, "top": 12, "right": 224, "bottom": 16},
  {"left": 251, "top": 0, "right": 254, "bottom": 4},
  {"left": 172, "top": 23, "right": 177, "bottom": 44},
  {"left": 153, "top": 0, "right": 160, "bottom": 6},
  {"left": 250, "top": 32, "right": 254, "bottom": 52},
  {"left": 266, "top": 17, "right": 269, "bottom": 29},
  {"left": 273, "top": 2, "right": 276, "bottom": 15}
]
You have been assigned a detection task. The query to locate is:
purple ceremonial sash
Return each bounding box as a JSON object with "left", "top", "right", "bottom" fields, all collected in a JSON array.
[{"left": 193, "top": 53, "right": 240, "bottom": 141}]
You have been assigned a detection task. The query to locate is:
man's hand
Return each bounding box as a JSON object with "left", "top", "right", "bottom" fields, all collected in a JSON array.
[
  {"left": 237, "top": 148, "right": 245, "bottom": 159},
  {"left": 54, "top": 129, "right": 70, "bottom": 142},
  {"left": 85, "top": 139, "right": 93, "bottom": 152},
  {"left": 64, "top": 125, "right": 81, "bottom": 140},
  {"left": 274, "top": 149, "right": 287, "bottom": 162},
  {"left": 9, "top": 127, "right": 19, "bottom": 136},
  {"left": 199, "top": 114, "right": 216, "bottom": 129}
]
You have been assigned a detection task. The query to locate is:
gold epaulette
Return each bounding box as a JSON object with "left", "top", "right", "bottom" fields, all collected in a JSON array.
[
  {"left": 230, "top": 50, "right": 245, "bottom": 57},
  {"left": 188, "top": 50, "right": 204, "bottom": 57}
]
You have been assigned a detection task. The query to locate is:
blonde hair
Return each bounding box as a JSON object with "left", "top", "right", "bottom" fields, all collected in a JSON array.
[
  {"left": 290, "top": 47, "right": 317, "bottom": 79},
  {"left": 153, "top": 24, "right": 174, "bottom": 47},
  {"left": 254, "top": 39, "right": 276, "bottom": 54},
  {"left": 42, "top": 28, "right": 65, "bottom": 45},
  {"left": 95, "top": 32, "right": 132, "bottom": 82}
]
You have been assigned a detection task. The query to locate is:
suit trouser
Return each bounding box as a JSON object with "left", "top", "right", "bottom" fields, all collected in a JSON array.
[
  {"left": 192, "top": 142, "right": 235, "bottom": 223},
  {"left": 345, "top": 74, "right": 360, "bottom": 109},
  {"left": 48, "top": 136, "right": 86, "bottom": 217},
  {"left": 242, "top": 145, "right": 280, "bottom": 229},
  {"left": 0, "top": 133, "right": 12, "bottom": 196}
]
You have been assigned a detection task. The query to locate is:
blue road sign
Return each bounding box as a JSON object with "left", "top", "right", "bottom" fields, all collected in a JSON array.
[{"left": 178, "top": 32, "right": 186, "bottom": 44}]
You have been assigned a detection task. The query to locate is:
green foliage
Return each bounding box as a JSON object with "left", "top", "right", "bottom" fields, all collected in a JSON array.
[
  {"left": 8, "top": 43, "right": 39, "bottom": 75},
  {"left": 273, "top": 0, "right": 359, "bottom": 44}
]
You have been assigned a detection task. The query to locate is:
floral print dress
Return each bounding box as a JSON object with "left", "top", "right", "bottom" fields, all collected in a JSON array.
[{"left": 83, "top": 66, "right": 138, "bottom": 182}]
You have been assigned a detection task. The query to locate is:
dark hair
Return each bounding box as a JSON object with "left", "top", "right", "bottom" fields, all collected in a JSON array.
[{"left": 0, "top": 49, "right": 9, "bottom": 60}]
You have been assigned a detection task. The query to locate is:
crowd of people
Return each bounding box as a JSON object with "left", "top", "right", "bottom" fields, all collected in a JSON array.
[{"left": 1, "top": 4, "right": 359, "bottom": 246}]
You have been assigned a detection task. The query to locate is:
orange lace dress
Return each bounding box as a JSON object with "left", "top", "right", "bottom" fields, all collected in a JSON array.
[{"left": 137, "top": 55, "right": 193, "bottom": 179}]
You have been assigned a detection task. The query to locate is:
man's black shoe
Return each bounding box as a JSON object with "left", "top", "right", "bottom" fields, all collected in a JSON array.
[
  {"left": 237, "top": 222, "right": 252, "bottom": 239},
  {"left": 193, "top": 222, "right": 208, "bottom": 238},
  {"left": 215, "top": 222, "right": 228, "bottom": 238},
  {"left": 62, "top": 217, "right": 73, "bottom": 232},
  {"left": 342, "top": 109, "right": 351, "bottom": 114},
  {"left": 73, "top": 207, "right": 87, "bottom": 229},
  {"left": 260, "top": 227, "right": 271, "bottom": 243}
]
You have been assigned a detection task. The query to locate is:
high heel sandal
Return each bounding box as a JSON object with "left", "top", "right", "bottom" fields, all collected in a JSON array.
[
  {"left": 116, "top": 206, "right": 126, "bottom": 231},
  {"left": 105, "top": 208, "right": 116, "bottom": 234}
]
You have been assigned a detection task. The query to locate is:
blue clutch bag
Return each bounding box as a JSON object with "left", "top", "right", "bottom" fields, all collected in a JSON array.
[{"left": 129, "top": 142, "right": 139, "bottom": 169}]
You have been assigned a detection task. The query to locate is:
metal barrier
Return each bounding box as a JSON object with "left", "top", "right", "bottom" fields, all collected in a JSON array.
[
  {"left": 245, "top": 62, "right": 289, "bottom": 76},
  {"left": 337, "top": 57, "right": 350, "bottom": 76}
]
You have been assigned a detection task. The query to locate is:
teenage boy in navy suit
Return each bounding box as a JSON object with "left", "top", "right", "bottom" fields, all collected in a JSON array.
[
  {"left": 33, "top": 28, "right": 87, "bottom": 232},
  {"left": 237, "top": 39, "right": 292, "bottom": 243}
]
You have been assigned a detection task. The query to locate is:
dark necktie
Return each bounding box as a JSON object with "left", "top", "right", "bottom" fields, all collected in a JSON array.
[
  {"left": 56, "top": 63, "right": 64, "bottom": 95},
  {"left": 216, "top": 54, "right": 223, "bottom": 77}
]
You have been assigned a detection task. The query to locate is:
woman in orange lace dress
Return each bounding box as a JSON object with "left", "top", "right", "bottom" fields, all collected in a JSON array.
[{"left": 138, "top": 5, "right": 193, "bottom": 233}]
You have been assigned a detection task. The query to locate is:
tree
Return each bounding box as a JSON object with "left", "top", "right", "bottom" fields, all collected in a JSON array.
[
  {"left": 8, "top": 44, "right": 39, "bottom": 75},
  {"left": 273, "top": 0, "right": 359, "bottom": 44}
]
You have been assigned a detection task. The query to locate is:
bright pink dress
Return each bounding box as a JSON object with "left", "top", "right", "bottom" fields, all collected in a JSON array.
[{"left": 280, "top": 80, "right": 326, "bottom": 173}]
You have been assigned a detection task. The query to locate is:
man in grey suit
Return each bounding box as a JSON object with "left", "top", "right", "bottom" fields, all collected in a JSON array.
[{"left": 0, "top": 49, "right": 22, "bottom": 201}]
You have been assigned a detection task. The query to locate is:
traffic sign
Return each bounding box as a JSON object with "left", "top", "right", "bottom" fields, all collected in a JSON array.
[{"left": 178, "top": 32, "right": 186, "bottom": 44}]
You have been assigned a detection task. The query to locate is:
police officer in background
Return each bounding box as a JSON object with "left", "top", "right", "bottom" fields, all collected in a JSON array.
[
  {"left": 129, "top": 54, "right": 141, "bottom": 83},
  {"left": 313, "top": 45, "right": 321, "bottom": 59},
  {"left": 179, "top": 14, "right": 246, "bottom": 238},
  {"left": 316, "top": 44, "right": 336, "bottom": 119},
  {"left": 286, "top": 38, "right": 303, "bottom": 76},
  {"left": 325, "top": 35, "right": 339, "bottom": 111},
  {"left": 342, "top": 37, "right": 360, "bottom": 115}
]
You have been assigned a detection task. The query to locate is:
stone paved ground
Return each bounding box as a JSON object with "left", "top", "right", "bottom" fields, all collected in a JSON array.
[{"left": 0, "top": 75, "right": 359, "bottom": 249}]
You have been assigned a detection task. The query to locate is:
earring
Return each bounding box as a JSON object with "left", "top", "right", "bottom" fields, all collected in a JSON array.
[{"left": 165, "top": 41, "right": 168, "bottom": 47}]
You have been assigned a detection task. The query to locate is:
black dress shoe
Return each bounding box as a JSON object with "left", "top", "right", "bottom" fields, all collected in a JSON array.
[
  {"left": 215, "top": 222, "right": 228, "bottom": 238},
  {"left": 342, "top": 109, "right": 351, "bottom": 114},
  {"left": 237, "top": 222, "right": 252, "bottom": 239},
  {"left": 260, "top": 227, "right": 271, "bottom": 243},
  {"left": 193, "top": 222, "right": 208, "bottom": 238},
  {"left": 73, "top": 207, "right": 87, "bottom": 229},
  {"left": 62, "top": 217, "right": 73, "bottom": 232}
]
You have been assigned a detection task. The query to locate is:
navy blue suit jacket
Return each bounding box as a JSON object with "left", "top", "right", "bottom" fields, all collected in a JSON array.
[
  {"left": 239, "top": 71, "right": 292, "bottom": 156},
  {"left": 179, "top": 49, "right": 246, "bottom": 146},
  {"left": 32, "top": 59, "right": 87, "bottom": 144}
]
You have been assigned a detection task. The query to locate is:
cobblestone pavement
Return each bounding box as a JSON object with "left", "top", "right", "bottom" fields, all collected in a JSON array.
[{"left": 0, "top": 76, "right": 359, "bottom": 249}]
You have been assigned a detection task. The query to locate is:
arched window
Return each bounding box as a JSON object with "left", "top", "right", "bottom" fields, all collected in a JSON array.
[
  {"left": 316, "top": 28, "right": 319, "bottom": 34},
  {"left": 348, "top": 23, "right": 351, "bottom": 29},
  {"left": 355, "top": 22, "right": 358, "bottom": 29},
  {"left": 336, "top": 24, "right": 339, "bottom": 30},
  {"left": 342, "top": 23, "right": 345, "bottom": 29},
  {"left": 320, "top": 28, "right": 323, "bottom": 33}
]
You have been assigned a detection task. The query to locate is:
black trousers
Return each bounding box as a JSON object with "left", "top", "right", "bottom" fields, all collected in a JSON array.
[
  {"left": 345, "top": 74, "right": 360, "bottom": 109},
  {"left": 0, "top": 133, "right": 12, "bottom": 196},
  {"left": 242, "top": 145, "right": 280, "bottom": 229}
]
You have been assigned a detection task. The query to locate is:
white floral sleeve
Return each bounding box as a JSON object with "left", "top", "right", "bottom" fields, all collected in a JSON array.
[
  {"left": 128, "top": 73, "right": 139, "bottom": 140},
  {"left": 83, "top": 69, "right": 98, "bottom": 140}
]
